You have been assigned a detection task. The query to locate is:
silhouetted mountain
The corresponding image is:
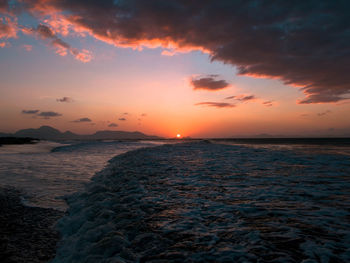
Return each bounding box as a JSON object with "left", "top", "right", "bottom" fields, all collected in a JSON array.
[
  {"left": 89, "top": 130, "right": 159, "bottom": 140},
  {"left": 15, "top": 126, "right": 62, "bottom": 140},
  {"left": 1, "top": 126, "right": 161, "bottom": 140}
]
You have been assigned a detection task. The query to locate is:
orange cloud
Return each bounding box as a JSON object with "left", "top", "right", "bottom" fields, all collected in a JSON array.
[
  {"left": 0, "top": 16, "right": 17, "bottom": 39},
  {"left": 23, "top": 44, "right": 32, "bottom": 51},
  {"left": 24, "top": 24, "right": 92, "bottom": 62}
]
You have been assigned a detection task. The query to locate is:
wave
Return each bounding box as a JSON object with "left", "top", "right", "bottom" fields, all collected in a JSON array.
[
  {"left": 0, "top": 141, "right": 67, "bottom": 154},
  {"left": 51, "top": 140, "right": 167, "bottom": 153},
  {"left": 53, "top": 142, "right": 350, "bottom": 262}
]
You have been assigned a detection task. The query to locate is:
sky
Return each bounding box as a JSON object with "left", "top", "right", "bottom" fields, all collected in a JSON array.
[{"left": 1, "top": 0, "right": 350, "bottom": 138}]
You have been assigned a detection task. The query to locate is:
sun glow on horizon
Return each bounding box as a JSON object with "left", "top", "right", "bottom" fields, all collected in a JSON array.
[{"left": 176, "top": 134, "right": 181, "bottom": 138}]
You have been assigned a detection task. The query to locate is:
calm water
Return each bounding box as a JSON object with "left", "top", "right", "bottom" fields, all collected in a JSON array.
[
  {"left": 0, "top": 140, "right": 166, "bottom": 210},
  {"left": 0, "top": 139, "right": 349, "bottom": 211}
]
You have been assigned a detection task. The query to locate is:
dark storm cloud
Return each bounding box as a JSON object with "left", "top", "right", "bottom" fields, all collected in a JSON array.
[
  {"left": 191, "top": 75, "right": 230, "bottom": 91},
  {"left": 118, "top": 118, "right": 126, "bottom": 121},
  {"left": 195, "top": 102, "right": 235, "bottom": 108},
  {"left": 22, "top": 109, "right": 39, "bottom": 114},
  {"left": 72, "top": 117, "right": 91, "bottom": 123},
  {"left": 108, "top": 123, "right": 118, "bottom": 127},
  {"left": 25, "top": 0, "right": 350, "bottom": 103},
  {"left": 57, "top": 96, "right": 73, "bottom": 103}
]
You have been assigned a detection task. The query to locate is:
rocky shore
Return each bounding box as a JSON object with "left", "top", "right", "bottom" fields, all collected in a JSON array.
[{"left": 0, "top": 187, "right": 64, "bottom": 263}]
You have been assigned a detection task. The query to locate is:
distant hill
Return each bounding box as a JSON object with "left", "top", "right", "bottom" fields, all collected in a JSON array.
[
  {"left": 1, "top": 126, "right": 162, "bottom": 140},
  {"left": 89, "top": 130, "right": 159, "bottom": 140},
  {"left": 15, "top": 126, "right": 63, "bottom": 140}
]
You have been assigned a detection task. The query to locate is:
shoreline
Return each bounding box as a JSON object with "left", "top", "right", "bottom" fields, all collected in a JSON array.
[
  {"left": 0, "top": 137, "right": 39, "bottom": 147},
  {"left": 0, "top": 187, "right": 64, "bottom": 263}
]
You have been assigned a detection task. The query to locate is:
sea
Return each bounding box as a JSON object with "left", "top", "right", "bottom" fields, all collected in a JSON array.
[
  {"left": 0, "top": 140, "right": 169, "bottom": 211},
  {"left": 0, "top": 138, "right": 349, "bottom": 262}
]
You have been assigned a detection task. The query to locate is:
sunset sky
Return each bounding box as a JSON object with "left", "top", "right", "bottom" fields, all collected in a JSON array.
[{"left": 1, "top": 0, "right": 349, "bottom": 138}]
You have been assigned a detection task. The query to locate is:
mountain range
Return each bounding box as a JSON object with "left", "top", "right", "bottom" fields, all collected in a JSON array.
[{"left": 0, "top": 126, "right": 162, "bottom": 140}]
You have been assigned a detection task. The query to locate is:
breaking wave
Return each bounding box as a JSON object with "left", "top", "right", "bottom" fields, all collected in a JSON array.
[{"left": 53, "top": 142, "right": 350, "bottom": 262}]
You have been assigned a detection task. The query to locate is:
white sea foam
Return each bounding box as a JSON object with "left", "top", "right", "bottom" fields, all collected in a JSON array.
[{"left": 52, "top": 142, "right": 350, "bottom": 262}]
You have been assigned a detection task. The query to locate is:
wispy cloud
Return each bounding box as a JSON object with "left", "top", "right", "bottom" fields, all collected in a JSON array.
[
  {"left": 25, "top": 24, "right": 92, "bottom": 62},
  {"left": 225, "top": 94, "right": 257, "bottom": 102},
  {"left": 108, "top": 123, "right": 118, "bottom": 127},
  {"left": 72, "top": 117, "right": 91, "bottom": 123},
  {"left": 22, "top": 44, "right": 32, "bottom": 51},
  {"left": 317, "top": 110, "right": 331, "bottom": 117},
  {"left": 22, "top": 109, "right": 39, "bottom": 114},
  {"left": 56, "top": 96, "right": 73, "bottom": 103},
  {"left": 237, "top": 95, "right": 256, "bottom": 102},
  {"left": 37, "top": 111, "right": 62, "bottom": 119},
  {"left": 195, "top": 102, "right": 235, "bottom": 108},
  {"left": 262, "top": 100, "right": 273, "bottom": 107},
  {"left": 118, "top": 118, "right": 126, "bottom": 121}
]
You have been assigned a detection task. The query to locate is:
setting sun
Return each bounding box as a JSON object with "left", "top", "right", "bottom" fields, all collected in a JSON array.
[{"left": 176, "top": 134, "right": 181, "bottom": 138}]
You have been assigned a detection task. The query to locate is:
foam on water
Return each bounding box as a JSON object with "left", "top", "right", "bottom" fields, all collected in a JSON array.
[{"left": 53, "top": 142, "right": 350, "bottom": 262}]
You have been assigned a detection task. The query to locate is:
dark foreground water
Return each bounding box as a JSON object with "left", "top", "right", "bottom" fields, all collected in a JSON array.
[{"left": 52, "top": 141, "right": 350, "bottom": 262}]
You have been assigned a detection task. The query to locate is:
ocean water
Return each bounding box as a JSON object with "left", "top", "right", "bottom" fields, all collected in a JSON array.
[
  {"left": 1, "top": 139, "right": 349, "bottom": 262},
  {"left": 0, "top": 140, "right": 167, "bottom": 210},
  {"left": 51, "top": 141, "right": 350, "bottom": 262}
]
